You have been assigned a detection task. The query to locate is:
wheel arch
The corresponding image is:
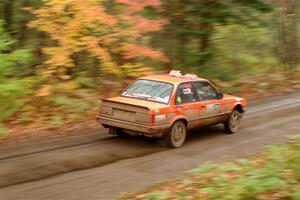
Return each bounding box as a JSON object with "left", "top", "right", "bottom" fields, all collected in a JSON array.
[
  {"left": 170, "top": 116, "right": 188, "bottom": 127},
  {"left": 233, "top": 104, "right": 244, "bottom": 113}
]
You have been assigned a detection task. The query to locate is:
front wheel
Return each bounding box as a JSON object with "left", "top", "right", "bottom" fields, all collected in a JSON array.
[
  {"left": 159, "top": 121, "right": 187, "bottom": 148},
  {"left": 224, "top": 110, "right": 242, "bottom": 134}
]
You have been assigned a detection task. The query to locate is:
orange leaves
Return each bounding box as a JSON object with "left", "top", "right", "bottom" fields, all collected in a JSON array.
[
  {"left": 117, "top": 0, "right": 161, "bottom": 13},
  {"left": 122, "top": 44, "right": 169, "bottom": 62},
  {"left": 35, "top": 85, "right": 52, "bottom": 97},
  {"left": 116, "top": 0, "right": 167, "bottom": 36},
  {"left": 29, "top": 0, "right": 168, "bottom": 78},
  {"left": 83, "top": 36, "right": 120, "bottom": 75},
  {"left": 82, "top": 6, "right": 117, "bottom": 25},
  {"left": 73, "top": 0, "right": 117, "bottom": 25},
  {"left": 42, "top": 47, "right": 74, "bottom": 75},
  {"left": 129, "top": 16, "right": 167, "bottom": 34},
  {"left": 29, "top": 0, "right": 120, "bottom": 76},
  {"left": 115, "top": 0, "right": 168, "bottom": 62}
]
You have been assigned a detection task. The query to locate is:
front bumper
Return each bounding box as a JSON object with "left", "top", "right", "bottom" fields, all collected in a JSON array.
[{"left": 97, "top": 115, "right": 171, "bottom": 137}]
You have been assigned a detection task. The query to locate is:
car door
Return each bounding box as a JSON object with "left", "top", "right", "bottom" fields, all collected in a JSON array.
[
  {"left": 174, "top": 82, "right": 201, "bottom": 129},
  {"left": 192, "top": 81, "right": 222, "bottom": 126}
]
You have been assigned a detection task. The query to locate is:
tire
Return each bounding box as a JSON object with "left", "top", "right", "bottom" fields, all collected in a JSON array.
[
  {"left": 224, "top": 110, "right": 242, "bottom": 134},
  {"left": 160, "top": 120, "right": 187, "bottom": 148},
  {"left": 109, "top": 127, "right": 128, "bottom": 137}
]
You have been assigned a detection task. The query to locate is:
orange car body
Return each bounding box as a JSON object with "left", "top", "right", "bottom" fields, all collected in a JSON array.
[{"left": 97, "top": 71, "right": 247, "bottom": 138}]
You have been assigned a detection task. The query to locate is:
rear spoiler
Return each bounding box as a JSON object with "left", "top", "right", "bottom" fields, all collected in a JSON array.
[{"left": 100, "top": 98, "right": 151, "bottom": 110}]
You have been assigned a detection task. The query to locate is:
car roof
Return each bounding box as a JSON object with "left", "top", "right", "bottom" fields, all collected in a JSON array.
[{"left": 140, "top": 74, "right": 208, "bottom": 84}]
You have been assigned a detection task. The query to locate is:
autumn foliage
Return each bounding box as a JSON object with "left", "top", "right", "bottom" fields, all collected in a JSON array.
[
  {"left": 29, "top": 0, "right": 168, "bottom": 77},
  {"left": 1, "top": 0, "right": 300, "bottom": 134}
]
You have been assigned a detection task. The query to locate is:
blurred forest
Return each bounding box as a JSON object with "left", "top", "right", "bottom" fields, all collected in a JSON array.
[{"left": 0, "top": 0, "right": 300, "bottom": 134}]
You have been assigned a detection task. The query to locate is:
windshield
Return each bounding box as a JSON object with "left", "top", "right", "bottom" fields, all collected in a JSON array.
[{"left": 122, "top": 79, "right": 173, "bottom": 104}]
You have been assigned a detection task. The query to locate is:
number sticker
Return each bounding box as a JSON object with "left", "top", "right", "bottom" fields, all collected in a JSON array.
[
  {"left": 207, "top": 104, "right": 214, "bottom": 111},
  {"left": 183, "top": 88, "right": 193, "bottom": 94}
]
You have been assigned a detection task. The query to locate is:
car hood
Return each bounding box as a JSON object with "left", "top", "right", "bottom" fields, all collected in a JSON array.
[{"left": 106, "top": 96, "right": 168, "bottom": 110}]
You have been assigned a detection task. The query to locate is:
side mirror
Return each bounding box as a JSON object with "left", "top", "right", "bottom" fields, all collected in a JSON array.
[{"left": 217, "top": 92, "right": 224, "bottom": 99}]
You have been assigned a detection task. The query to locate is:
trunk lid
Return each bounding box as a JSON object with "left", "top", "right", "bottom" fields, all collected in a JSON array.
[{"left": 100, "top": 96, "right": 167, "bottom": 124}]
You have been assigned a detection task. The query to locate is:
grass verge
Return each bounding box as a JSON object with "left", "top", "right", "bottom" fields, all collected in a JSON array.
[{"left": 121, "top": 135, "right": 300, "bottom": 200}]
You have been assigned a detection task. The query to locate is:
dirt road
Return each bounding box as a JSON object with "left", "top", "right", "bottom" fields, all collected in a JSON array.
[{"left": 1, "top": 92, "right": 300, "bottom": 200}]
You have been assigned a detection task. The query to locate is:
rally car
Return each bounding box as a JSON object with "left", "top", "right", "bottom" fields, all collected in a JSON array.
[{"left": 97, "top": 70, "right": 247, "bottom": 148}]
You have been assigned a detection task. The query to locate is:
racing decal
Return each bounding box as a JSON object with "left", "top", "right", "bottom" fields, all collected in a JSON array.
[
  {"left": 186, "top": 108, "right": 194, "bottom": 112},
  {"left": 177, "top": 96, "right": 182, "bottom": 103},
  {"left": 183, "top": 88, "right": 193, "bottom": 95},
  {"left": 213, "top": 104, "right": 221, "bottom": 113},
  {"left": 199, "top": 103, "right": 223, "bottom": 119},
  {"left": 214, "top": 104, "right": 221, "bottom": 108},
  {"left": 206, "top": 104, "right": 215, "bottom": 111},
  {"left": 206, "top": 104, "right": 221, "bottom": 111}
]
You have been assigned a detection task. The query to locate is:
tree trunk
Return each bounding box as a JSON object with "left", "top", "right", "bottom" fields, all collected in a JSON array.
[
  {"left": 198, "top": 23, "right": 213, "bottom": 66},
  {"left": 3, "top": 0, "right": 14, "bottom": 33},
  {"left": 273, "top": 0, "right": 300, "bottom": 71}
]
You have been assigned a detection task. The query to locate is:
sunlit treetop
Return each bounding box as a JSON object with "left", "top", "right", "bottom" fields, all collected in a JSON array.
[{"left": 29, "top": 0, "right": 168, "bottom": 78}]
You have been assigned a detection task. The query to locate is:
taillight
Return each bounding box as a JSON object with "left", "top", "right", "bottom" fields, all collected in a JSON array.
[
  {"left": 151, "top": 114, "right": 155, "bottom": 124},
  {"left": 151, "top": 114, "right": 167, "bottom": 125},
  {"left": 99, "top": 106, "right": 113, "bottom": 115}
]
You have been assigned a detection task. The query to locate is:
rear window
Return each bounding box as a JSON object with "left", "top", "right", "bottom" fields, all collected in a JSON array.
[{"left": 122, "top": 79, "right": 173, "bottom": 104}]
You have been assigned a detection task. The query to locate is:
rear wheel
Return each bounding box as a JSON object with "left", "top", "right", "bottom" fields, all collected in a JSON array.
[
  {"left": 224, "top": 110, "right": 242, "bottom": 133},
  {"left": 109, "top": 127, "right": 128, "bottom": 137},
  {"left": 159, "top": 121, "right": 187, "bottom": 148}
]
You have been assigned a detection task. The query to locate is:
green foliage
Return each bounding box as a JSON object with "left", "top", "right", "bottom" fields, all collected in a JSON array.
[
  {"left": 49, "top": 116, "right": 64, "bottom": 128},
  {"left": 0, "top": 93, "right": 22, "bottom": 122},
  {"left": 73, "top": 102, "right": 94, "bottom": 114},
  {"left": 195, "top": 23, "right": 281, "bottom": 84},
  {"left": 120, "top": 64, "right": 150, "bottom": 79},
  {"left": 123, "top": 135, "right": 300, "bottom": 200},
  {"left": 0, "top": 21, "right": 31, "bottom": 76},
  {"left": 74, "top": 77, "right": 95, "bottom": 89},
  {"left": 16, "top": 112, "right": 34, "bottom": 124},
  {"left": 144, "top": 191, "right": 166, "bottom": 200},
  {"left": 292, "top": 189, "right": 300, "bottom": 200},
  {"left": 50, "top": 95, "right": 95, "bottom": 113},
  {"left": 190, "top": 162, "right": 214, "bottom": 175},
  {"left": 0, "top": 123, "right": 8, "bottom": 136},
  {"left": 0, "top": 20, "right": 32, "bottom": 124},
  {"left": 0, "top": 78, "right": 35, "bottom": 123},
  {"left": 50, "top": 96, "right": 76, "bottom": 107},
  {"left": 155, "top": 0, "right": 273, "bottom": 71}
]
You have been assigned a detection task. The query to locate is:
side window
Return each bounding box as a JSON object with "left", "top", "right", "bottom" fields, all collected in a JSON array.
[
  {"left": 175, "top": 83, "right": 198, "bottom": 105},
  {"left": 193, "top": 82, "right": 218, "bottom": 101}
]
